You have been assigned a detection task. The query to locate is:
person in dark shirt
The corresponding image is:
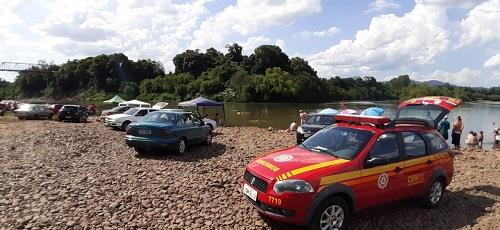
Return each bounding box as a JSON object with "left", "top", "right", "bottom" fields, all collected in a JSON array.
[{"left": 438, "top": 116, "right": 451, "bottom": 140}]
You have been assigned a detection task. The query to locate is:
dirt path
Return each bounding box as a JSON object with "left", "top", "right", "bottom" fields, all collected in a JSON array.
[{"left": 0, "top": 119, "right": 498, "bottom": 229}]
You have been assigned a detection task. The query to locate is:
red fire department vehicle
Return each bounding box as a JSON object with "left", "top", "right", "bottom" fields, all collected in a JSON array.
[{"left": 242, "top": 96, "right": 460, "bottom": 230}]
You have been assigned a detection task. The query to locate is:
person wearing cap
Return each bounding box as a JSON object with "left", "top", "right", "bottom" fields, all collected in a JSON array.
[{"left": 438, "top": 115, "right": 451, "bottom": 140}]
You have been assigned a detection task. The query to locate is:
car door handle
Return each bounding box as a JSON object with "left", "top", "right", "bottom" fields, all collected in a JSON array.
[
  {"left": 426, "top": 160, "right": 432, "bottom": 165},
  {"left": 394, "top": 167, "right": 402, "bottom": 173}
]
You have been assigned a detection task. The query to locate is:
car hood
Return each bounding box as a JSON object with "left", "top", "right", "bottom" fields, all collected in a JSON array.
[
  {"left": 107, "top": 114, "right": 130, "bottom": 120},
  {"left": 247, "top": 146, "right": 349, "bottom": 181}
]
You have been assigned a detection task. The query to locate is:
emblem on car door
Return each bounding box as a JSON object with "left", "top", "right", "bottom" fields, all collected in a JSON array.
[{"left": 377, "top": 173, "right": 389, "bottom": 189}]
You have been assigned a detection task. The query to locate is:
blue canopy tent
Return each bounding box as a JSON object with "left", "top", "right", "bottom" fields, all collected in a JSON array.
[
  {"left": 360, "top": 107, "right": 385, "bottom": 116},
  {"left": 318, "top": 108, "right": 339, "bottom": 115},
  {"left": 178, "top": 97, "right": 225, "bottom": 125}
]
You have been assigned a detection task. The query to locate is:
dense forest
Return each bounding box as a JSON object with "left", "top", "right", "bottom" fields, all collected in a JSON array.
[{"left": 1, "top": 44, "right": 499, "bottom": 102}]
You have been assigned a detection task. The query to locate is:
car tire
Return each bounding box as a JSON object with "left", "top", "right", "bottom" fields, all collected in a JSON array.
[
  {"left": 134, "top": 147, "right": 147, "bottom": 155},
  {"left": 174, "top": 138, "right": 187, "bottom": 155},
  {"left": 420, "top": 178, "right": 445, "bottom": 208},
  {"left": 121, "top": 121, "right": 131, "bottom": 131},
  {"left": 309, "top": 196, "right": 350, "bottom": 230},
  {"left": 204, "top": 132, "right": 213, "bottom": 145},
  {"left": 33, "top": 115, "right": 39, "bottom": 120}
]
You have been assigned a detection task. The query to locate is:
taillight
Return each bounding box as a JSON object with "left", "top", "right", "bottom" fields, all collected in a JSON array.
[
  {"left": 159, "top": 129, "right": 170, "bottom": 137},
  {"left": 126, "top": 127, "right": 133, "bottom": 135},
  {"left": 75, "top": 112, "right": 79, "bottom": 115}
]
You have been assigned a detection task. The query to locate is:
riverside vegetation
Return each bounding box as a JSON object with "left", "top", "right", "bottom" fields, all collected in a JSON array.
[{"left": 1, "top": 44, "right": 499, "bottom": 102}]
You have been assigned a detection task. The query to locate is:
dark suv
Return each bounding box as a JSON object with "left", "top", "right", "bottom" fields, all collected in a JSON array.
[
  {"left": 58, "top": 105, "right": 88, "bottom": 122},
  {"left": 296, "top": 113, "right": 336, "bottom": 144}
]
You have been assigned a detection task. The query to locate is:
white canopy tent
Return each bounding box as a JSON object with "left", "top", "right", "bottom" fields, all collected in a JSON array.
[
  {"left": 118, "top": 99, "right": 151, "bottom": 108},
  {"left": 103, "top": 95, "right": 125, "bottom": 104}
]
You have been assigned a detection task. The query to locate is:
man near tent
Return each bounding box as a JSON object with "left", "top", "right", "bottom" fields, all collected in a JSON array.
[{"left": 438, "top": 115, "right": 451, "bottom": 140}]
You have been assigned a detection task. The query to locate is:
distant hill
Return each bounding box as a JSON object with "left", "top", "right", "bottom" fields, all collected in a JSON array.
[{"left": 408, "top": 79, "right": 451, "bottom": 87}]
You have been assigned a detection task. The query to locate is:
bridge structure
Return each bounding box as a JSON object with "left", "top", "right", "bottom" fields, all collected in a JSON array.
[{"left": 0, "top": 61, "right": 51, "bottom": 72}]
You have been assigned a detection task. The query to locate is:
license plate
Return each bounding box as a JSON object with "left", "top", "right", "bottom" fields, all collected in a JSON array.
[
  {"left": 243, "top": 183, "right": 257, "bottom": 201},
  {"left": 139, "top": 129, "right": 151, "bottom": 135},
  {"left": 304, "top": 133, "right": 311, "bottom": 137},
  {"left": 65, "top": 116, "right": 71, "bottom": 118}
]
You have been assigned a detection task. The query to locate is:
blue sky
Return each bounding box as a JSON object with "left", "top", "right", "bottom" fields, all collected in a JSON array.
[{"left": 0, "top": 0, "right": 499, "bottom": 86}]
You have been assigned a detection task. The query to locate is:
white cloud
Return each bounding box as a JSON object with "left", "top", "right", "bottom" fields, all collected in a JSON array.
[
  {"left": 275, "top": 39, "right": 286, "bottom": 50},
  {"left": 416, "top": 0, "right": 486, "bottom": 8},
  {"left": 299, "top": 26, "right": 339, "bottom": 38},
  {"left": 459, "top": 0, "right": 500, "bottom": 47},
  {"left": 484, "top": 53, "right": 500, "bottom": 67},
  {"left": 189, "top": 0, "right": 321, "bottom": 50},
  {"left": 366, "top": 0, "right": 400, "bottom": 13},
  {"left": 308, "top": 4, "right": 451, "bottom": 77},
  {"left": 413, "top": 68, "right": 500, "bottom": 86}
]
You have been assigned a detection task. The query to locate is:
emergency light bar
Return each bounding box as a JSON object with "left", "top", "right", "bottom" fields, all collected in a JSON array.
[{"left": 335, "top": 114, "right": 391, "bottom": 126}]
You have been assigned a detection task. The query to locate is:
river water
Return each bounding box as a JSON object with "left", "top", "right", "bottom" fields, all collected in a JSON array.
[
  {"left": 223, "top": 101, "right": 500, "bottom": 149},
  {"left": 91, "top": 100, "right": 498, "bottom": 149}
]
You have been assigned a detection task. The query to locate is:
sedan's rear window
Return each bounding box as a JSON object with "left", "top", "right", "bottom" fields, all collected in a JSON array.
[
  {"left": 61, "top": 106, "right": 78, "bottom": 111},
  {"left": 140, "top": 112, "right": 177, "bottom": 123}
]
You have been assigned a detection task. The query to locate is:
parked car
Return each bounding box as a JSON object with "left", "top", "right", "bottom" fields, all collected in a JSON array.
[
  {"left": 296, "top": 113, "right": 336, "bottom": 144},
  {"left": 125, "top": 111, "right": 212, "bottom": 155},
  {"left": 14, "top": 104, "right": 53, "bottom": 119},
  {"left": 242, "top": 96, "right": 461, "bottom": 230},
  {"left": 100, "top": 106, "right": 132, "bottom": 121},
  {"left": 57, "top": 105, "right": 88, "bottom": 122},
  {"left": 105, "top": 107, "right": 158, "bottom": 130},
  {"left": 50, "top": 104, "right": 63, "bottom": 114},
  {"left": 0, "top": 103, "right": 5, "bottom": 116}
]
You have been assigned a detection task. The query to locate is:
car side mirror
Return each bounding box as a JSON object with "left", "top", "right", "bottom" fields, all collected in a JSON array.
[{"left": 365, "top": 157, "right": 388, "bottom": 167}]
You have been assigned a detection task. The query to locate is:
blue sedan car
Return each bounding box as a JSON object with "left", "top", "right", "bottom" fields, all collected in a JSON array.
[{"left": 125, "top": 111, "right": 212, "bottom": 154}]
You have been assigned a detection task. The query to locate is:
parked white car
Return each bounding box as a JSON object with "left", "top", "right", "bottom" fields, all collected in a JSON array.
[{"left": 105, "top": 108, "right": 158, "bottom": 130}]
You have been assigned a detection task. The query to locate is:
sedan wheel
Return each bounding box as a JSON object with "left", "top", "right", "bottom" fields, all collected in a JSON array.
[
  {"left": 205, "top": 132, "right": 213, "bottom": 145},
  {"left": 177, "top": 139, "right": 186, "bottom": 155}
]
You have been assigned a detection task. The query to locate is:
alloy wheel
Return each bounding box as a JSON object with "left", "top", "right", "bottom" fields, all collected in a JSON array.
[
  {"left": 319, "top": 205, "right": 344, "bottom": 230},
  {"left": 430, "top": 181, "right": 443, "bottom": 204}
]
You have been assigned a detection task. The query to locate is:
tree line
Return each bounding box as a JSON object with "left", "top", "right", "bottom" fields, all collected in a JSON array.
[{"left": 1, "top": 44, "right": 499, "bottom": 102}]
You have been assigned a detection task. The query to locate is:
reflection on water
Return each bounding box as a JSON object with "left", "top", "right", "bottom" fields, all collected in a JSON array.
[{"left": 225, "top": 102, "right": 500, "bottom": 149}]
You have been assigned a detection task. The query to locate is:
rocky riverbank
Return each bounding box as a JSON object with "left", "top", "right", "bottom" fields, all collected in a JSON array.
[{"left": 0, "top": 119, "right": 498, "bottom": 229}]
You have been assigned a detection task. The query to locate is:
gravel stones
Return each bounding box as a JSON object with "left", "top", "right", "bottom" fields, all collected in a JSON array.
[{"left": 0, "top": 120, "right": 498, "bottom": 229}]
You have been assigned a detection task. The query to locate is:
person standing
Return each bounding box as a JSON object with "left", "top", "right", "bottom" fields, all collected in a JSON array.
[
  {"left": 478, "top": 131, "right": 484, "bottom": 149},
  {"left": 438, "top": 116, "right": 451, "bottom": 140},
  {"left": 451, "top": 116, "right": 464, "bottom": 150},
  {"left": 299, "top": 110, "right": 307, "bottom": 125}
]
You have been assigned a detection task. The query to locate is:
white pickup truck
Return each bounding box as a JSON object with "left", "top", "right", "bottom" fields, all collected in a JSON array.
[{"left": 105, "top": 108, "right": 158, "bottom": 130}]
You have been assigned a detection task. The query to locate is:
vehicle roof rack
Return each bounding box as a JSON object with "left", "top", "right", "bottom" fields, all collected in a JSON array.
[
  {"left": 387, "top": 118, "right": 434, "bottom": 128},
  {"left": 335, "top": 114, "right": 391, "bottom": 128}
]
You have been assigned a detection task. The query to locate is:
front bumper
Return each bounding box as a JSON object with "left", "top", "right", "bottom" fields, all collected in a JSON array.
[
  {"left": 105, "top": 120, "right": 121, "bottom": 127},
  {"left": 125, "top": 135, "right": 176, "bottom": 149},
  {"left": 242, "top": 170, "right": 313, "bottom": 225}
]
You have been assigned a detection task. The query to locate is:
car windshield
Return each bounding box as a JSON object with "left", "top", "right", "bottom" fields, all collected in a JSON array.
[
  {"left": 300, "top": 126, "right": 373, "bottom": 160},
  {"left": 19, "top": 104, "right": 35, "bottom": 110},
  {"left": 124, "top": 108, "right": 139, "bottom": 115},
  {"left": 306, "top": 115, "right": 335, "bottom": 125},
  {"left": 140, "top": 112, "right": 177, "bottom": 123}
]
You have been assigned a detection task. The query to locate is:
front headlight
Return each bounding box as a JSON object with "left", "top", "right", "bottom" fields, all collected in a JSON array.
[
  {"left": 297, "top": 126, "right": 303, "bottom": 133},
  {"left": 273, "top": 179, "right": 314, "bottom": 193}
]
